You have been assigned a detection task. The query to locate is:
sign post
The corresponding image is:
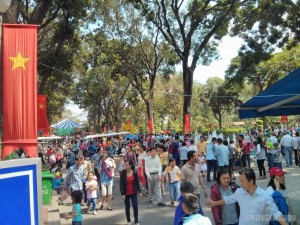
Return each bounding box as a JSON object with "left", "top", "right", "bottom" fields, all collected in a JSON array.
[{"left": 0, "top": 158, "right": 43, "bottom": 225}]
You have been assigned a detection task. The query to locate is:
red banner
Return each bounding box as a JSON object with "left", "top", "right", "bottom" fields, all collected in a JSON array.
[
  {"left": 37, "top": 95, "right": 50, "bottom": 136},
  {"left": 184, "top": 114, "right": 191, "bottom": 134},
  {"left": 281, "top": 115, "right": 288, "bottom": 123},
  {"left": 2, "top": 24, "right": 38, "bottom": 159},
  {"left": 148, "top": 118, "right": 154, "bottom": 134},
  {"left": 126, "top": 119, "right": 131, "bottom": 129}
]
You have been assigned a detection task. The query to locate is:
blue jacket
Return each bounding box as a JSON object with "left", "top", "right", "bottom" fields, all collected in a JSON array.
[
  {"left": 269, "top": 191, "right": 290, "bottom": 225},
  {"left": 174, "top": 195, "right": 204, "bottom": 225}
]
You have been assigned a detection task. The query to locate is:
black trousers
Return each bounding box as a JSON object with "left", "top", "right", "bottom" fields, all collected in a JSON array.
[
  {"left": 294, "top": 149, "right": 299, "bottom": 166},
  {"left": 125, "top": 194, "right": 139, "bottom": 224},
  {"left": 206, "top": 159, "right": 217, "bottom": 181},
  {"left": 241, "top": 154, "right": 250, "bottom": 168},
  {"left": 257, "top": 159, "right": 266, "bottom": 177}
]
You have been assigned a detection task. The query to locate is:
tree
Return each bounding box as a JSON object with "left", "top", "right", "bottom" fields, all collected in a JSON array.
[
  {"left": 226, "top": 42, "right": 300, "bottom": 94},
  {"left": 202, "top": 77, "right": 240, "bottom": 129},
  {"left": 93, "top": 1, "right": 177, "bottom": 133},
  {"left": 226, "top": 0, "right": 300, "bottom": 92},
  {"left": 128, "top": 0, "right": 241, "bottom": 131},
  {"left": 3, "top": 0, "right": 96, "bottom": 121}
]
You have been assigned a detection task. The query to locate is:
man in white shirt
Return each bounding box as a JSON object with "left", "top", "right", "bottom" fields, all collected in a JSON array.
[
  {"left": 145, "top": 147, "right": 166, "bottom": 206},
  {"left": 209, "top": 168, "right": 288, "bottom": 225},
  {"left": 280, "top": 131, "right": 293, "bottom": 167},
  {"left": 187, "top": 140, "right": 197, "bottom": 152}
]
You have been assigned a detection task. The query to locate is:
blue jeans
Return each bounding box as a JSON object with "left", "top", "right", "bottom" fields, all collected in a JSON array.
[
  {"left": 267, "top": 152, "right": 273, "bottom": 169},
  {"left": 124, "top": 194, "right": 138, "bottom": 223},
  {"left": 169, "top": 181, "right": 181, "bottom": 201},
  {"left": 273, "top": 162, "right": 282, "bottom": 169},
  {"left": 284, "top": 146, "right": 292, "bottom": 167},
  {"left": 87, "top": 198, "right": 97, "bottom": 211},
  {"left": 72, "top": 222, "right": 82, "bottom": 225}
]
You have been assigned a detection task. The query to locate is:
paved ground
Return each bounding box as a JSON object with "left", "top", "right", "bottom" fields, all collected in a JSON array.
[{"left": 44, "top": 157, "right": 300, "bottom": 225}]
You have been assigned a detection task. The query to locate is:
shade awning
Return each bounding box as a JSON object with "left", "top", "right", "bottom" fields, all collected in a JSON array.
[
  {"left": 51, "top": 119, "right": 83, "bottom": 129},
  {"left": 239, "top": 68, "right": 300, "bottom": 119}
]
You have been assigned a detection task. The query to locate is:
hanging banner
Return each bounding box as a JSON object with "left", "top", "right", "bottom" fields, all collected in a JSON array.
[
  {"left": 37, "top": 95, "right": 50, "bottom": 136},
  {"left": 185, "top": 114, "right": 191, "bottom": 134},
  {"left": 126, "top": 119, "right": 131, "bottom": 129},
  {"left": 2, "top": 24, "right": 38, "bottom": 159},
  {"left": 148, "top": 118, "right": 154, "bottom": 134},
  {"left": 281, "top": 115, "right": 288, "bottom": 123}
]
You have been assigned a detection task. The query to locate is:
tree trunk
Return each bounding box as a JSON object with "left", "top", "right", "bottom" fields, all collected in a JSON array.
[
  {"left": 105, "top": 112, "right": 110, "bottom": 131},
  {"left": 182, "top": 62, "right": 194, "bottom": 132},
  {"left": 144, "top": 98, "right": 154, "bottom": 133},
  {"left": 218, "top": 113, "right": 222, "bottom": 129},
  {"left": 3, "top": 0, "right": 18, "bottom": 23}
]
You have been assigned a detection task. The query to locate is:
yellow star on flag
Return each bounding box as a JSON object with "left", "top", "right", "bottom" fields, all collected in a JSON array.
[
  {"left": 39, "top": 103, "right": 44, "bottom": 109},
  {"left": 9, "top": 51, "right": 30, "bottom": 71}
]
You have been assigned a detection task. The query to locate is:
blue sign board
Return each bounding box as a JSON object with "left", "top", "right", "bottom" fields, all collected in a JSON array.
[{"left": 0, "top": 158, "right": 43, "bottom": 225}]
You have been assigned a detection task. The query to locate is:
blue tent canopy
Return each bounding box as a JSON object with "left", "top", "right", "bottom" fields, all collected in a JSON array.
[
  {"left": 51, "top": 119, "right": 83, "bottom": 129},
  {"left": 239, "top": 68, "right": 300, "bottom": 119}
]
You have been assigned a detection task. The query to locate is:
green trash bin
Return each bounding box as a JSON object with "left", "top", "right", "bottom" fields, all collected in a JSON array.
[{"left": 42, "top": 171, "right": 54, "bottom": 205}]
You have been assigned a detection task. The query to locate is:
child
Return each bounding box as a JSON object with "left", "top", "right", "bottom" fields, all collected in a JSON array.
[
  {"left": 50, "top": 163, "right": 59, "bottom": 174},
  {"left": 271, "top": 143, "right": 282, "bottom": 169},
  {"left": 52, "top": 171, "right": 63, "bottom": 193},
  {"left": 198, "top": 152, "right": 207, "bottom": 177},
  {"left": 163, "top": 159, "right": 181, "bottom": 206},
  {"left": 118, "top": 154, "right": 125, "bottom": 176},
  {"left": 85, "top": 172, "right": 98, "bottom": 215},
  {"left": 66, "top": 190, "right": 83, "bottom": 225}
]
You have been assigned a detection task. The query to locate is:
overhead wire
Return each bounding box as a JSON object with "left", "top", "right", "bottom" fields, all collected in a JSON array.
[{"left": 37, "top": 61, "right": 300, "bottom": 99}]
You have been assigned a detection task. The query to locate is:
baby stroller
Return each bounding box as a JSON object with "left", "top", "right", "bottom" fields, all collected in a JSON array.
[{"left": 57, "top": 184, "right": 69, "bottom": 205}]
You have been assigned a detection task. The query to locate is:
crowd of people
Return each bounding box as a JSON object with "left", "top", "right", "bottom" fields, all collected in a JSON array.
[{"left": 38, "top": 128, "right": 298, "bottom": 225}]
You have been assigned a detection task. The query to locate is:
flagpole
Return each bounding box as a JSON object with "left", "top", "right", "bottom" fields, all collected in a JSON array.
[{"left": 0, "top": 0, "right": 12, "bottom": 160}]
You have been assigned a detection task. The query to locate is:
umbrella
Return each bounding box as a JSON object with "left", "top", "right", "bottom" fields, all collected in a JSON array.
[{"left": 125, "top": 134, "right": 135, "bottom": 139}]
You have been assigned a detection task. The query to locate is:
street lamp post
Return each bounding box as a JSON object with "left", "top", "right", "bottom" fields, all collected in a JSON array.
[{"left": 0, "top": 0, "right": 12, "bottom": 160}]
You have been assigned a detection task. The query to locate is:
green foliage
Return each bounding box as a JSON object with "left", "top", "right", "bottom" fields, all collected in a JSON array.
[{"left": 200, "top": 78, "right": 241, "bottom": 129}]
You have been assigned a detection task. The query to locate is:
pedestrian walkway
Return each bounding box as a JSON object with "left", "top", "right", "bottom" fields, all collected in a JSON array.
[{"left": 43, "top": 160, "right": 300, "bottom": 225}]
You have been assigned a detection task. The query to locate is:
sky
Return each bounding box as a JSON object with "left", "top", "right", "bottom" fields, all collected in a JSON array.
[{"left": 65, "top": 35, "right": 244, "bottom": 121}]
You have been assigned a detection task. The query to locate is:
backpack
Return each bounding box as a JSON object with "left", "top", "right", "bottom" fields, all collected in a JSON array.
[{"left": 269, "top": 191, "right": 290, "bottom": 225}]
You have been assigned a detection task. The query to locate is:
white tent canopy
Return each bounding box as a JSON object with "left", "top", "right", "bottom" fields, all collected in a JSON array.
[
  {"left": 85, "top": 132, "right": 130, "bottom": 139},
  {"left": 51, "top": 119, "right": 83, "bottom": 129}
]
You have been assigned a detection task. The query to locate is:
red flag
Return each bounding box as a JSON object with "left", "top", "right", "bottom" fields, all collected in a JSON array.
[
  {"left": 148, "top": 118, "right": 155, "bottom": 134},
  {"left": 37, "top": 95, "right": 50, "bottom": 136},
  {"left": 2, "top": 24, "right": 38, "bottom": 159},
  {"left": 185, "top": 114, "right": 191, "bottom": 134},
  {"left": 281, "top": 115, "right": 288, "bottom": 123},
  {"left": 126, "top": 119, "right": 131, "bottom": 129}
]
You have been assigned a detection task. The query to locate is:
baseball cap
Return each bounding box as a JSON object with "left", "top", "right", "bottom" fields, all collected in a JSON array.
[{"left": 269, "top": 167, "right": 286, "bottom": 177}]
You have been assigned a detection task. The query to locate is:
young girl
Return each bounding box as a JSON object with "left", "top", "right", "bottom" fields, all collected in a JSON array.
[
  {"left": 85, "top": 172, "right": 98, "bottom": 215},
  {"left": 125, "top": 146, "right": 137, "bottom": 166},
  {"left": 118, "top": 154, "right": 125, "bottom": 176},
  {"left": 120, "top": 160, "right": 142, "bottom": 225},
  {"left": 66, "top": 190, "right": 83, "bottom": 225},
  {"left": 198, "top": 152, "right": 207, "bottom": 177}
]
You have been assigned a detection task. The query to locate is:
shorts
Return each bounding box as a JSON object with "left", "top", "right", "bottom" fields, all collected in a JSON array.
[{"left": 101, "top": 181, "right": 113, "bottom": 196}]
